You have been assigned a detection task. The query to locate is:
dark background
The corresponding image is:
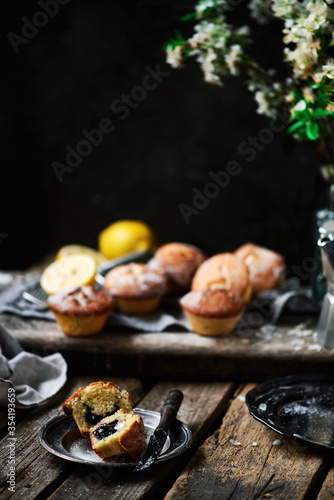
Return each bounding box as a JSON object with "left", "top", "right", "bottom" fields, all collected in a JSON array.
[{"left": 0, "top": 0, "right": 325, "bottom": 273}]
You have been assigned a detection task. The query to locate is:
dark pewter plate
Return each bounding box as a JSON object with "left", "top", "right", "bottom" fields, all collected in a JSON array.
[
  {"left": 246, "top": 374, "right": 334, "bottom": 449},
  {"left": 38, "top": 408, "right": 193, "bottom": 467}
]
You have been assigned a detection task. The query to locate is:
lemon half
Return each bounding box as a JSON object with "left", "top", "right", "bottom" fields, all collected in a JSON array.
[
  {"left": 41, "top": 254, "right": 97, "bottom": 295},
  {"left": 56, "top": 244, "right": 107, "bottom": 266}
]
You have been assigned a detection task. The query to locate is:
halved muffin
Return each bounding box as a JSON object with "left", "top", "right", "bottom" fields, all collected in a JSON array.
[
  {"left": 63, "top": 381, "right": 133, "bottom": 437},
  {"left": 90, "top": 409, "right": 145, "bottom": 459}
]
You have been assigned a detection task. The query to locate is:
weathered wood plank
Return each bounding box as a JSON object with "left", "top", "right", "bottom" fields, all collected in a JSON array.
[
  {"left": 47, "top": 381, "right": 234, "bottom": 500},
  {"left": 0, "top": 377, "right": 144, "bottom": 499},
  {"left": 0, "top": 409, "right": 32, "bottom": 441},
  {"left": 318, "top": 465, "right": 334, "bottom": 499},
  {"left": 165, "top": 384, "right": 332, "bottom": 500},
  {"left": 2, "top": 313, "right": 332, "bottom": 380}
]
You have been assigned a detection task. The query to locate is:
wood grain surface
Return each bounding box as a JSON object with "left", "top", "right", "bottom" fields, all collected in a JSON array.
[
  {"left": 1, "top": 313, "right": 332, "bottom": 380},
  {"left": 165, "top": 384, "right": 334, "bottom": 500},
  {"left": 0, "top": 377, "right": 144, "bottom": 499},
  {"left": 47, "top": 381, "right": 234, "bottom": 500}
]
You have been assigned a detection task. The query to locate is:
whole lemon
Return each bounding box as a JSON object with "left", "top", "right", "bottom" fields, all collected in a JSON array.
[{"left": 98, "top": 220, "right": 158, "bottom": 260}]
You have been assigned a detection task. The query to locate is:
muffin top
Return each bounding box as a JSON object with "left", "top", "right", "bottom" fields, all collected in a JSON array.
[
  {"left": 191, "top": 253, "right": 250, "bottom": 297},
  {"left": 103, "top": 263, "right": 168, "bottom": 298},
  {"left": 181, "top": 289, "right": 245, "bottom": 318},
  {"left": 47, "top": 286, "right": 115, "bottom": 316},
  {"left": 150, "top": 243, "right": 205, "bottom": 292},
  {"left": 235, "top": 243, "right": 285, "bottom": 294}
]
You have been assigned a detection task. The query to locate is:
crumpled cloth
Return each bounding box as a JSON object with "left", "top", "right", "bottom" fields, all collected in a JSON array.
[{"left": 0, "top": 324, "right": 67, "bottom": 408}]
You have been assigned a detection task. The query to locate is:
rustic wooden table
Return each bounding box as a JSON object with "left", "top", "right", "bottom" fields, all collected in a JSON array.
[{"left": 1, "top": 272, "right": 334, "bottom": 499}]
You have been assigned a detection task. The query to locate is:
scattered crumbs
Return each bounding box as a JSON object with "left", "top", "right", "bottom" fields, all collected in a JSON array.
[
  {"left": 259, "top": 403, "right": 267, "bottom": 411},
  {"left": 295, "top": 322, "right": 308, "bottom": 330},
  {"left": 290, "top": 339, "right": 305, "bottom": 346},
  {"left": 308, "top": 344, "right": 322, "bottom": 352},
  {"left": 238, "top": 395, "right": 246, "bottom": 402},
  {"left": 273, "top": 439, "right": 281, "bottom": 446},
  {"left": 230, "top": 439, "right": 242, "bottom": 446},
  {"left": 260, "top": 325, "right": 276, "bottom": 334},
  {"left": 288, "top": 328, "right": 313, "bottom": 338},
  {"left": 250, "top": 441, "right": 258, "bottom": 446}
]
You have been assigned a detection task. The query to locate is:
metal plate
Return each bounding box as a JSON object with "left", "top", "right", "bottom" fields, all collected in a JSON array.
[
  {"left": 246, "top": 374, "right": 334, "bottom": 449},
  {"left": 38, "top": 408, "right": 192, "bottom": 467}
]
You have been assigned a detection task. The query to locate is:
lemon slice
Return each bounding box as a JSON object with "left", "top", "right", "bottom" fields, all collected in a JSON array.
[
  {"left": 56, "top": 244, "right": 107, "bottom": 266},
  {"left": 41, "top": 254, "right": 97, "bottom": 294}
]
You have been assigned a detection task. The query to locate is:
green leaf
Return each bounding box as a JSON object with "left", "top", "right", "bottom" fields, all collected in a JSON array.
[
  {"left": 287, "top": 121, "right": 304, "bottom": 134},
  {"left": 312, "top": 108, "right": 328, "bottom": 118},
  {"left": 306, "top": 121, "right": 319, "bottom": 140},
  {"left": 180, "top": 12, "right": 197, "bottom": 21},
  {"left": 292, "top": 109, "right": 310, "bottom": 123}
]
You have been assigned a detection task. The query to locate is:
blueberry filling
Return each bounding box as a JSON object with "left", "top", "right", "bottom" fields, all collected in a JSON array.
[
  {"left": 84, "top": 403, "right": 119, "bottom": 425},
  {"left": 93, "top": 420, "right": 120, "bottom": 440}
]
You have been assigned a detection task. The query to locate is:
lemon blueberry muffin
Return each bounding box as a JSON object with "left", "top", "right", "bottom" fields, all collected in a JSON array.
[
  {"left": 235, "top": 243, "right": 285, "bottom": 295},
  {"left": 181, "top": 289, "right": 245, "bottom": 336},
  {"left": 191, "top": 253, "right": 252, "bottom": 302},
  {"left": 90, "top": 409, "right": 145, "bottom": 459},
  {"left": 149, "top": 242, "right": 206, "bottom": 294},
  {"left": 47, "top": 286, "right": 115, "bottom": 336},
  {"left": 63, "top": 381, "right": 133, "bottom": 437},
  {"left": 103, "top": 263, "right": 168, "bottom": 314}
]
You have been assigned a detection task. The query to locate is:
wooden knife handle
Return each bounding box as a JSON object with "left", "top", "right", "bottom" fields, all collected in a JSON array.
[{"left": 155, "top": 389, "right": 184, "bottom": 436}]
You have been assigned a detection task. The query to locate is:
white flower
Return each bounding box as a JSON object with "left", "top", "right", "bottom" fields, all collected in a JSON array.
[
  {"left": 196, "top": 0, "right": 218, "bottom": 13},
  {"left": 225, "top": 44, "right": 242, "bottom": 75},
  {"left": 166, "top": 45, "right": 184, "bottom": 68},
  {"left": 293, "top": 100, "right": 307, "bottom": 112},
  {"left": 322, "top": 60, "right": 334, "bottom": 79},
  {"left": 198, "top": 48, "right": 223, "bottom": 85},
  {"left": 254, "top": 91, "right": 271, "bottom": 115},
  {"left": 302, "top": 86, "right": 314, "bottom": 102}
]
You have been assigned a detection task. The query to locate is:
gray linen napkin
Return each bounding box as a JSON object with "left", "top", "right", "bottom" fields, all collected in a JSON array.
[
  {"left": 0, "top": 278, "right": 190, "bottom": 331},
  {"left": 0, "top": 324, "right": 67, "bottom": 408},
  {"left": 0, "top": 277, "right": 320, "bottom": 333}
]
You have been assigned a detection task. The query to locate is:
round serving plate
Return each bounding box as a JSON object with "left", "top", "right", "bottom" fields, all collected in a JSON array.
[
  {"left": 246, "top": 374, "right": 334, "bottom": 449},
  {"left": 39, "top": 408, "right": 192, "bottom": 467}
]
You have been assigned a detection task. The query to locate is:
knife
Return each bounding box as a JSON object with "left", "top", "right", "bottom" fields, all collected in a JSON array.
[{"left": 134, "top": 389, "right": 184, "bottom": 471}]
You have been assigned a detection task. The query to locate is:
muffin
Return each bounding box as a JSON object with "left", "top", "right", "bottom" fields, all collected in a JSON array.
[
  {"left": 47, "top": 286, "right": 115, "bottom": 336},
  {"left": 191, "top": 253, "right": 252, "bottom": 302},
  {"left": 149, "top": 242, "right": 206, "bottom": 294},
  {"left": 90, "top": 409, "right": 145, "bottom": 459},
  {"left": 181, "top": 289, "right": 245, "bottom": 336},
  {"left": 103, "top": 263, "right": 168, "bottom": 314},
  {"left": 235, "top": 243, "right": 285, "bottom": 295},
  {"left": 63, "top": 381, "right": 133, "bottom": 437}
]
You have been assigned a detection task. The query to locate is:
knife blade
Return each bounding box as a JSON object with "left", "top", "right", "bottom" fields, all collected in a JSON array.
[{"left": 134, "top": 389, "right": 184, "bottom": 471}]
